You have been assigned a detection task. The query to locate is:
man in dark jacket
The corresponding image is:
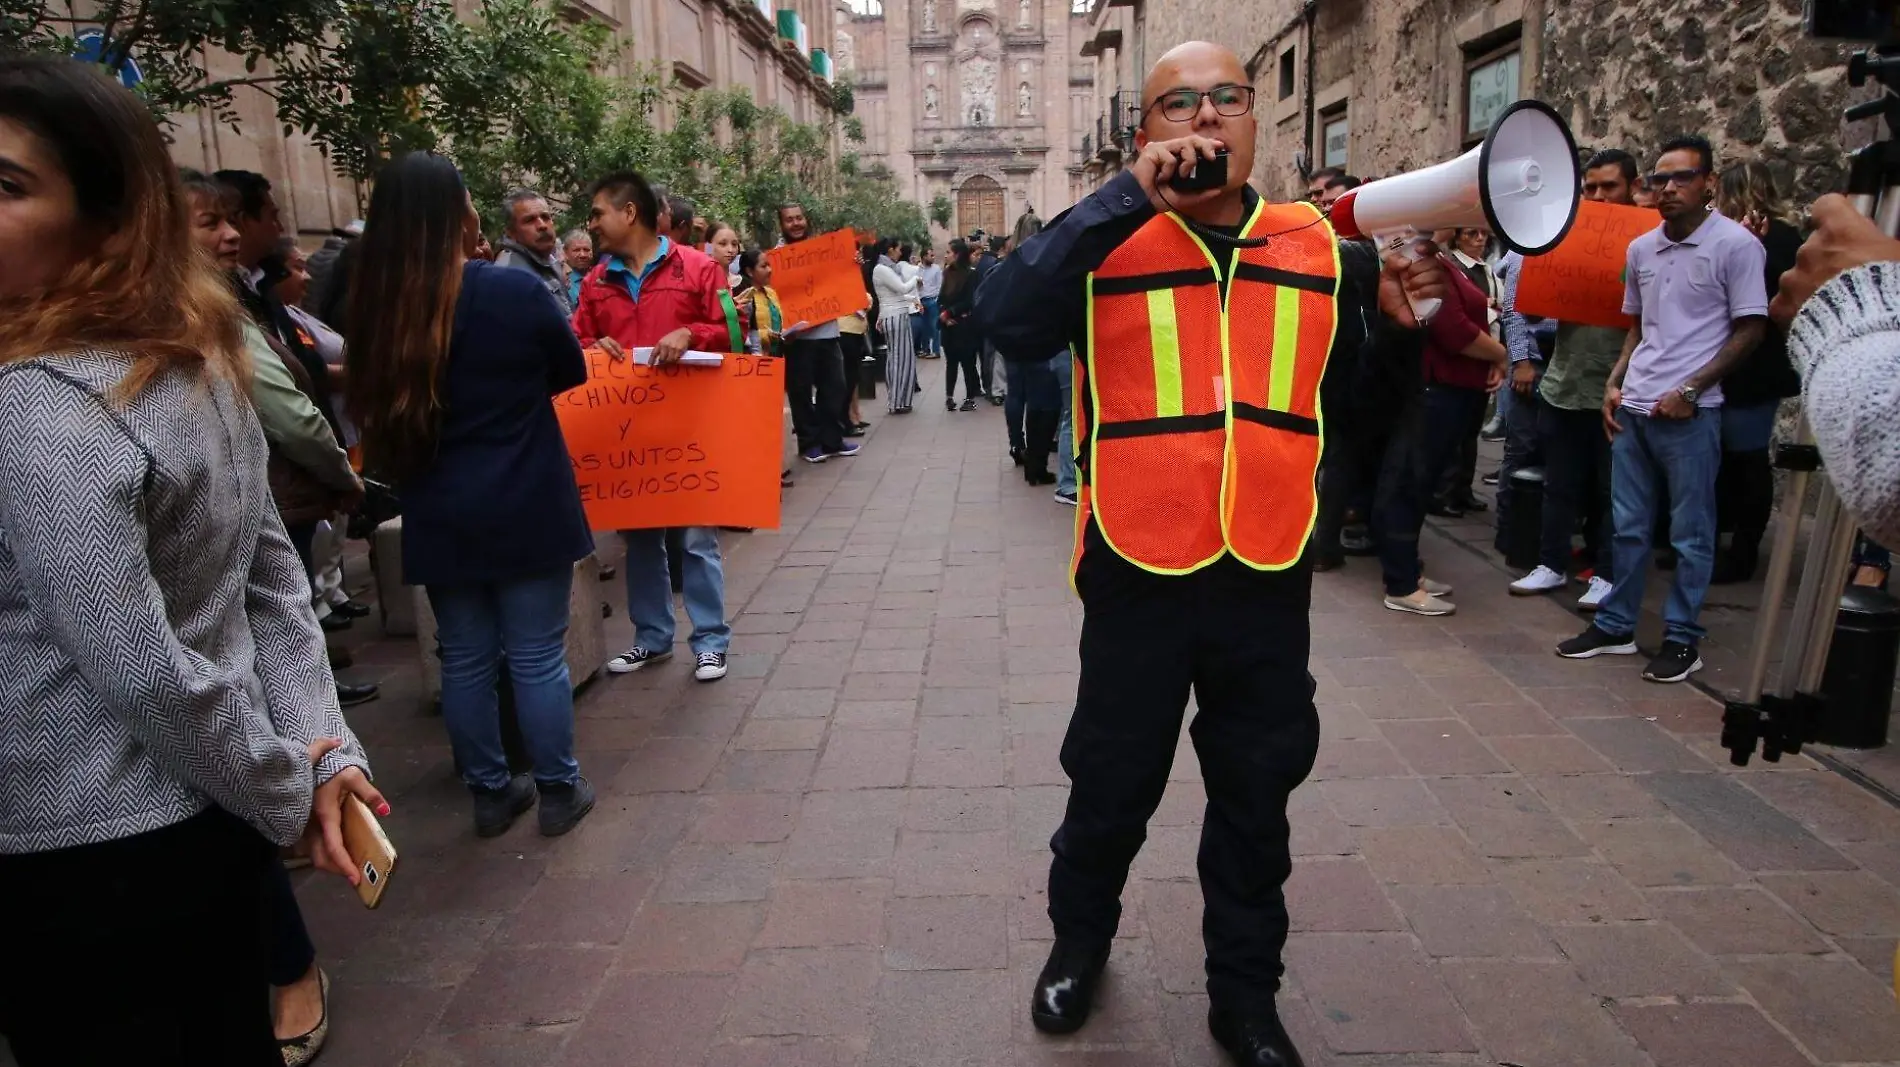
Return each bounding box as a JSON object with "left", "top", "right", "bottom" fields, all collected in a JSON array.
[
  {"left": 494, "top": 188, "right": 573, "bottom": 316},
  {"left": 974, "top": 40, "right": 1447, "bottom": 1067}
]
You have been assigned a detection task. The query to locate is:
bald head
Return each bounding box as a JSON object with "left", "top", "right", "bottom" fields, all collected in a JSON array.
[
  {"left": 1134, "top": 40, "right": 1255, "bottom": 195},
  {"left": 1141, "top": 41, "right": 1246, "bottom": 112}
]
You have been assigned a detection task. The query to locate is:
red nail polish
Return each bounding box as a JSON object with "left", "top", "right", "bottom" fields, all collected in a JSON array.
[{"left": 377, "top": 803, "right": 391, "bottom": 817}]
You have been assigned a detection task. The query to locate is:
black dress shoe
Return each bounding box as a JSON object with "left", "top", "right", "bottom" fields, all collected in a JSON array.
[
  {"left": 318, "top": 613, "right": 353, "bottom": 633},
  {"left": 331, "top": 599, "right": 372, "bottom": 620},
  {"left": 336, "top": 682, "right": 380, "bottom": 708},
  {"left": 1030, "top": 939, "right": 1110, "bottom": 1035},
  {"left": 1208, "top": 1005, "right": 1306, "bottom": 1067}
]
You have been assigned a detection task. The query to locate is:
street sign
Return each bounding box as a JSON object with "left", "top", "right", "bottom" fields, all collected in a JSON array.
[{"left": 72, "top": 29, "right": 144, "bottom": 90}]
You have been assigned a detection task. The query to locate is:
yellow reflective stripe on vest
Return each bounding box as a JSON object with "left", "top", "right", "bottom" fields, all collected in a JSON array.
[
  {"left": 1146, "top": 289, "right": 1183, "bottom": 418},
  {"left": 1268, "top": 285, "right": 1300, "bottom": 412}
]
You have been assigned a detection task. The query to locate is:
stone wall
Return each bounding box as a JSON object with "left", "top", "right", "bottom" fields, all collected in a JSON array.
[
  {"left": 1107, "top": 0, "right": 1872, "bottom": 208},
  {"left": 1540, "top": 0, "right": 1864, "bottom": 204}
]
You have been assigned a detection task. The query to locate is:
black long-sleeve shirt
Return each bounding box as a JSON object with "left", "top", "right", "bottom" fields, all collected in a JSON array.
[{"left": 972, "top": 170, "right": 1414, "bottom": 594}]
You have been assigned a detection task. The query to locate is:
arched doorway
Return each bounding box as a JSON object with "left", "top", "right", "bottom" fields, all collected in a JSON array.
[{"left": 957, "top": 175, "right": 1005, "bottom": 237}]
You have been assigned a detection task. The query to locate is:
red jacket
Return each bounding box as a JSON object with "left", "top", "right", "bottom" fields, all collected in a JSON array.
[
  {"left": 1421, "top": 255, "right": 1495, "bottom": 391},
  {"left": 571, "top": 242, "right": 734, "bottom": 351}
]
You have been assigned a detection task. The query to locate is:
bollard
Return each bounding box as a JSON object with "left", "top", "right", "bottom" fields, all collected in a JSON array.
[
  {"left": 1502, "top": 467, "right": 1545, "bottom": 572},
  {"left": 1817, "top": 586, "right": 1900, "bottom": 749}
]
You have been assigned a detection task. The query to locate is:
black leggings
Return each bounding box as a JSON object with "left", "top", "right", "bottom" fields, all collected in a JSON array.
[
  {"left": 0, "top": 808, "right": 283, "bottom": 1065},
  {"left": 946, "top": 347, "right": 982, "bottom": 401}
]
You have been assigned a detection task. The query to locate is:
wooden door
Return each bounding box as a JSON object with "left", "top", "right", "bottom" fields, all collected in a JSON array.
[{"left": 957, "top": 176, "right": 1006, "bottom": 236}]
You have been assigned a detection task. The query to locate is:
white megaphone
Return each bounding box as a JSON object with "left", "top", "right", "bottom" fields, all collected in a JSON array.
[{"left": 1327, "top": 99, "right": 1580, "bottom": 322}]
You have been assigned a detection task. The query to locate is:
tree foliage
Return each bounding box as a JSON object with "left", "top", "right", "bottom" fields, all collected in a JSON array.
[{"left": 1, "top": 0, "right": 929, "bottom": 246}]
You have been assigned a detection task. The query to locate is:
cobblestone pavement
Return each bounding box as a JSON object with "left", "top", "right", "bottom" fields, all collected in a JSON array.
[{"left": 277, "top": 365, "right": 1900, "bottom": 1066}]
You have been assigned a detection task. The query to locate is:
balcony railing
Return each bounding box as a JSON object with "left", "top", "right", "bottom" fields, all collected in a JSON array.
[{"left": 1094, "top": 89, "right": 1139, "bottom": 160}]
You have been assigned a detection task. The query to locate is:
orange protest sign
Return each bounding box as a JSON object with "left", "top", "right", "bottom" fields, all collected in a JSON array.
[
  {"left": 768, "top": 228, "right": 872, "bottom": 326},
  {"left": 1515, "top": 200, "right": 1658, "bottom": 330},
  {"left": 555, "top": 349, "right": 784, "bottom": 531}
]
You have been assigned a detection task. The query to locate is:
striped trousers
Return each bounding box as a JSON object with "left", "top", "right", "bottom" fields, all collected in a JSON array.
[{"left": 882, "top": 313, "right": 917, "bottom": 413}]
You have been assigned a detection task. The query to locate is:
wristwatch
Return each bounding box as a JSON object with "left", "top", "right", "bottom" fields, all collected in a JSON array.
[{"left": 1678, "top": 385, "right": 1702, "bottom": 404}]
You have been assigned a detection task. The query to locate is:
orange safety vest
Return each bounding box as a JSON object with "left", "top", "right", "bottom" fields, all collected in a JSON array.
[{"left": 1076, "top": 200, "right": 1339, "bottom": 576}]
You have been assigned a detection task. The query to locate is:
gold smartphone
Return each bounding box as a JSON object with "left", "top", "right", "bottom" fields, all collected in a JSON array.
[{"left": 341, "top": 795, "right": 398, "bottom": 909}]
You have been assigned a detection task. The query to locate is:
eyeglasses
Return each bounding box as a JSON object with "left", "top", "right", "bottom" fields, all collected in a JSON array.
[
  {"left": 1148, "top": 85, "right": 1256, "bottom": 123},
  {"left": 1643, "top": 168, "right": 1706, "bottom": 190}
]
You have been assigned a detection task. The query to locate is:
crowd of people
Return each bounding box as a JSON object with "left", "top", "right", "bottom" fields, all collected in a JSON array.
[
  {"left": 1300, "top": 138, "right": 1891, "bottom": 686},
  {"left": 10, "top": 32, "right": 1900, "bottom": 1067}
]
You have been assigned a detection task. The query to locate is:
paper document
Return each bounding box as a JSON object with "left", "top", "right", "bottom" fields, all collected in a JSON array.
[{"left": 631, "top": 348, "right": 725, "bottom": 366}]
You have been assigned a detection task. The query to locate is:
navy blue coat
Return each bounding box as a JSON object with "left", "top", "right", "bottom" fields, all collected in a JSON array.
[{"left": 399, "top": 261, "right": 593, "bottom": 587}]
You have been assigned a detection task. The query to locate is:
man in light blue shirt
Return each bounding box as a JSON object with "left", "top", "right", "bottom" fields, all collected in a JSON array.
[{"left": 1558, "top": 135, "right": 1767, "bottom": 683}]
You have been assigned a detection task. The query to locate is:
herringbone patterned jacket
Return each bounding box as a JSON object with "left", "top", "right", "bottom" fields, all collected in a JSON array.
[{"left": 0, "top": 351, "right": 368, "bottom": 854}]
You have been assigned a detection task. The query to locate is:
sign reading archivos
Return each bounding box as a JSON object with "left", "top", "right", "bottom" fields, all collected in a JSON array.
[
  {"left": 555, "top": 349, "right": 783, "bottom": 531},
  {"left": 1514, "top": 199, "right": 1658, "bottom": 330},
  {"left": 767, "top": 228, "right": 872, "bottom": 327}
]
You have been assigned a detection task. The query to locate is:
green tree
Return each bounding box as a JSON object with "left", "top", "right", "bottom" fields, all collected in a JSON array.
[
  {"left": 0, "top": 0, "right": 614, "bottom": 185},
  {"left": 1, "top": 0, "right": 932, "bottom": 246},
  {"left": 929, "top": 194, "right": 953, "bottom": 230}
]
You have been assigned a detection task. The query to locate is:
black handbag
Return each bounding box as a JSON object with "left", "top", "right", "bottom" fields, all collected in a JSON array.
[{"left": 346, "top": 477, "right": 401, "bottom": 540}]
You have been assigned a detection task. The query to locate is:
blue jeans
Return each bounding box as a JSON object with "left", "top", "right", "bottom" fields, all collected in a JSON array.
[
  {"left": 1720, "top": 400, "right": 1778, "bottom": 452},
  {"left": 1495, "top": 362, "right": 1544, "bottom": 554},
  {"left": 622, "top": 526, "right": 730, "bottom": 654},
  {"left": 1052, "top": 353, "right": 1076, "bottom": 495},
  {"left": 428, "top": 567, "right": 580, "bottom": 791},
  {"left": 1595, "top": 407, "right": 1723, "bottom": 645},
  {"left": 919, "top": 297, "right": 941, "bottom": 354}
]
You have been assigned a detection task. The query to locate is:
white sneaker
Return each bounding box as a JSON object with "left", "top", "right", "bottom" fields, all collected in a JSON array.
[
  {"left": 1420, "top": 577, "right": 1454, "bottom": 597},
  {"left": 1578, "top": 576, "right": 1613, "bottom": 611},
  {"left": 1510, "top": 565, "right": 1567, "bottom": 596},
  {"left": 1384, "top": 591, "right": 1457, "bottom": 616}
]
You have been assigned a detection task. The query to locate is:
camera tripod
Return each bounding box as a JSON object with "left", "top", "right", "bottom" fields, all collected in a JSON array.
[{"left": 1721, "top": 43, "right": 1900, "bottom": 764}]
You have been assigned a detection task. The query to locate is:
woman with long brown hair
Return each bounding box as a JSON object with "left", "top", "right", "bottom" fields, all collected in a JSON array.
[
  {"left": 343, "top": 152, "right": 597, "bottom": 839},
  {"left": 0, "top": 54, "right": 382, "bottom": 1063},
  {"left": 1711, "top": 160, "right": 1802, "bottom": 583}
]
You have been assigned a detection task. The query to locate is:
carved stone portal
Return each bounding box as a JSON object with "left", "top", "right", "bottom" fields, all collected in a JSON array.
[{"left": 961, "top": 55, "right": 997, "bottom": 127}]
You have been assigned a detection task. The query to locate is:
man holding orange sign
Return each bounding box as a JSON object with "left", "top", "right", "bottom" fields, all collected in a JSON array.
[
  {"left": 1509, "top": 149, "right": 1645, "bottom": 611},
  {"left": 775, "top": 204, "right": 870, "bottom": 464},
  {"left": 573, "top": 170, "right": 739, "bottom": 683}
]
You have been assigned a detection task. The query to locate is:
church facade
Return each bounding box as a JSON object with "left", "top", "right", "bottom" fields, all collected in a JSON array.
[{"left": 836, "top": 0, "right": 1095, "bottom": 242}]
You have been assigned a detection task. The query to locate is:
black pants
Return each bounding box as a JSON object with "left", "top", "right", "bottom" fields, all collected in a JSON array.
[
  {"left": 785, "top": 337, "right": 848, "bottom": 454},
  {"left": 1538, "top": 403, "right": 1615, "bottom": 580},
  {"left": 1050, "top": 536, "right": 1320, "bottom": 1011},
  {"left": 1379, "top": 385, "right": 1487, "bottom": 595},
  {"left": 1312, "top": 414, "right": 1375, "bottom": 560},
  {"left": 944, "top": 331, "right": 982, "bottom": 402},
  {"left": 0, "top": 809, "right": 281, "bottom": 1065},
  {"left": 288, "top": 519, "right": 318, "bottom": 576}
]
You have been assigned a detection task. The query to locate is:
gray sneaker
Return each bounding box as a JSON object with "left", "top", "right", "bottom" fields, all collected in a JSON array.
[
  {"left": 538, "top": 776, "right": 597, "bottom": 837},
  {"left": 472, "top": 774, "right": 536, "bottom": 838}
]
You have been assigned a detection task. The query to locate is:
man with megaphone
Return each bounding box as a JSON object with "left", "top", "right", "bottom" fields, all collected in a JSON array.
[{"left": 974, "top": 40, "right": 1454, "bottom": 1067}]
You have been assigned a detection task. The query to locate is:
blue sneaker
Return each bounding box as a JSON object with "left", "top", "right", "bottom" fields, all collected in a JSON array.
[
  {"left": 802, "top": 445, "right": 828, "bottom": 464},
  {"left": 827, "top": 442, "right": 861, "bottom": 459}
]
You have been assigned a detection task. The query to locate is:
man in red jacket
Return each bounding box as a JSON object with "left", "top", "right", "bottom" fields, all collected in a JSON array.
[{"left": 573, "top": 171, "right": 737, "bottom": 683}]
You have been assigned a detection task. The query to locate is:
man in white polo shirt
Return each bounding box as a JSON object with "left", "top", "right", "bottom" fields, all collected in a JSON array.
[{"left": 1557, "top": 135, "right": 1767, "bottom": 683}]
